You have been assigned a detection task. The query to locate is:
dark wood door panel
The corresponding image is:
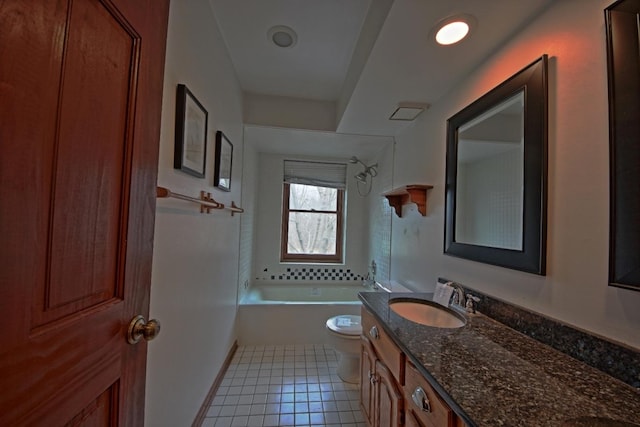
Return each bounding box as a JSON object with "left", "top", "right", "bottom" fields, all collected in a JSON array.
[
  {"left": 0, "top": 0, "right": 70, "bottom": 349},
  {"left": 0, "top": 303, "right": 121, "bottom": 424},
  {"left": 66, "top": 384, "right": 119, "bottom": 427},
  {"left": 0, "top": 0, "right": 169, "bottom": 424},
  {"left": 23, "top": 380, "right": 120, "bottom": 427},
  {"left": 36, "top": 0, "right": 141, "bottom": 324}
]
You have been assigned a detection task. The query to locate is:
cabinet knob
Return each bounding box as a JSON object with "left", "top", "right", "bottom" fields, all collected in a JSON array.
[
  {"left": 412, "top": 386, "right": 431, "bottom": 413},
  {"left": 369, "top": 326, "right": 379, "bottom": 339}
]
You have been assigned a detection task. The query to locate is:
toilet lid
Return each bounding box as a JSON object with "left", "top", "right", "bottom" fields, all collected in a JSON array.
[{"left": 326, "top": 315, "right": 362, "bottom": 336}]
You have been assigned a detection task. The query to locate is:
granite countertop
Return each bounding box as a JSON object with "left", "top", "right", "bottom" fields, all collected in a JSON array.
[{"left": 359, "top": 292, "right": 640, "bottom": 427}]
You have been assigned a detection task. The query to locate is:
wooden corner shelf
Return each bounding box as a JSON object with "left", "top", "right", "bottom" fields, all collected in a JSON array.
[{"left": 383, "top": 184, "right": 433, "bottom": 217}]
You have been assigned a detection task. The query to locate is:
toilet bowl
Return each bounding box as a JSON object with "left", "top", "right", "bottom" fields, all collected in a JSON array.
[{"left": 325, "top": 315, "right": 362, "bottom": 383}]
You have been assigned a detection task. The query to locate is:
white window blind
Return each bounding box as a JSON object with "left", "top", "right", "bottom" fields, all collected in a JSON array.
[{"left": 283, "top": 160, "right": 347, "bottom": 189}]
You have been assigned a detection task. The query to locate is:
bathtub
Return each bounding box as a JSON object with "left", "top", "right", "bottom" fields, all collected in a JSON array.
[
  {"left": 238, "top": 282, "right": 369, "bottom": 345},
  {"left": 243, "top": 283, "right": 364, "bottom": 304}
]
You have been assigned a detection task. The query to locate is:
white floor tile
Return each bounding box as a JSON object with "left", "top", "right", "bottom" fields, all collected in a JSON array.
[
  {"left": 230, "top": 415, "right": 248, "bottom": 426},
  {"left": 262, "top": 414, "right": 279, "bottom": 426},
  {"left": 233, "top": 405, "right": 251, "bottom": 416},
  {"left": 204, "top": 344, "right": 363, "bottom": 427},
  {"left": 218, "top": 406, "right": 235, "bottom": 417},
  {"left": 214, "top": 416, "right": 232, "bottom": 427}
]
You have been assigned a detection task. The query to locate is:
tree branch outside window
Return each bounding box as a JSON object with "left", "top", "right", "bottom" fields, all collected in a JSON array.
[{"left": 281, "top": 183, "right": 344, "bottom": 263}]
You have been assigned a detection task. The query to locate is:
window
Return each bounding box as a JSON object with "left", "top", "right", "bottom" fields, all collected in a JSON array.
[{"left": 281, "top": 161, "right": 346, "bottom": 263}]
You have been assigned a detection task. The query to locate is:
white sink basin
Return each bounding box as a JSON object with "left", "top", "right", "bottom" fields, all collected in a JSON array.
[{"left": 389, "top": 299, "right": 466, "bottom": 328}]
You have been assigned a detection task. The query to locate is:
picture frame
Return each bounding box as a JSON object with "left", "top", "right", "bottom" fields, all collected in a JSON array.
[
  {"left": 214, "top": 131, "right": 233, "bottom": 191},
  {"left": 174, "top": 84, "right": 208, "bottom": 178}
]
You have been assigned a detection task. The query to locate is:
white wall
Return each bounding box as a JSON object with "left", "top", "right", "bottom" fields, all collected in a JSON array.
[
  {"left": 251, "top": 153, "right": 371, "bottom": 283},
  {"left": 244, "top": 93, "right": 337, "bottom": 131},
  {"left": 390, "top": 0, "right": 640, "bottom": 349},
  {"left": 145, "top": 1, "right": 244, "bottom": 426}
]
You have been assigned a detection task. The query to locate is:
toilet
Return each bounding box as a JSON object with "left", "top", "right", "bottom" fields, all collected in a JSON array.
[{"left": 325, "top": 315, "right": 362, "bottom": 383}]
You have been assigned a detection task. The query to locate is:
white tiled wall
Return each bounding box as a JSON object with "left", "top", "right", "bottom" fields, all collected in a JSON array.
[
  {"left": 251, "top": 153, "right": 371, "bottom": 283},
  {"left": 456, "top": 147, "right": 523, "bottom": 249},
  {"left": 238, "top": 141, "right": 259, "bottom": 303},
  {"left": 367, "top": 143, "right": 394, "bottom": 285}
]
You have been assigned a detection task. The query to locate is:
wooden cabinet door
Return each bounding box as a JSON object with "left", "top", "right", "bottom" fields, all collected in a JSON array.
[
  {"left": 0, "top": 0, "right": 169, "bottom": 425},
  {"left": 360, "top": 337, "right": 377, "bottom": 426},
  {"left": 375, "top": 359, "right": 403, "bottom": 427},
  {"left": 406, "top": 409, "right": 426, "bottom": 427}
]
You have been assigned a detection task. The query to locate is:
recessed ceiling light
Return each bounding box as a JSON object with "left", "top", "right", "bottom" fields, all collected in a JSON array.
[
  {"left": 432, "top": 14, "right": 476, "bottom": 46},
  {"left": 436, "top": 21, "right": 469, "bottom": 45},
  {"left": 267, "top": 25, "right": 297, "bottom": 48}
]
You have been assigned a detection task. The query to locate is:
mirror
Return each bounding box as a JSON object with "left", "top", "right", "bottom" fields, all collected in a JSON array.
[
  {"left": 605, "top": 0, "right": 640, "bottom": 290},
  {"left": 455, "top": 91, "right": 525, "bottom": 250},
  {"left": 445, "top": 55, "right": 548, "bottom": 274}
]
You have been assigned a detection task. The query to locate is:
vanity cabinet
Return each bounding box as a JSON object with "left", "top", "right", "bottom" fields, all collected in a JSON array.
[
  {"left": 360, "top": 337, "right": 375, "bottom": 424},
  {"left": 360, "top": 307, "right": 466, "bottom": 427},
  {"left": 360, "top": 309, "right": 404, "bottom": 427},
  {"left": 404, "top": 361, "right": 464, "bottom": 427}
]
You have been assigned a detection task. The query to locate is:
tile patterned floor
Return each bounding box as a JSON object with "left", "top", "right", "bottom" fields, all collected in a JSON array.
[{"left": 202, "top": 344, "right": 366, "bottom": 427}]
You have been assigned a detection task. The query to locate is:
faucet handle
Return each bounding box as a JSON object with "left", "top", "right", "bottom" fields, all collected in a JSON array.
[
  {"left": 447, "top": 283, "right": 465, "bottom": 306},
  {"left": 465, "top": 294, "right": 480, "bottom": 313}
]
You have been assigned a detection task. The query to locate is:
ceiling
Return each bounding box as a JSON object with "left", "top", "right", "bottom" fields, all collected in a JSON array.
[
  {"left": 244, "top": 126, "right": 393, "bottom": 160},
  {"left": 210, "top": 0, "right": 371, "bottom": 101},
  {"left": 209, "top": 0, "right": 553, "bottom": 155}
]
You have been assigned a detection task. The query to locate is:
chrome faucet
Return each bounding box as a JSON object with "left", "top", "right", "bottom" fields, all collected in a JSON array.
[
  {"left": 448, "top": 283, "right": 467, "bottom": 310},
  {"left": 363, "top": 272, "right": 376, "bottom": 288},
  {"left": 448, "top": 282, "right": 480, "bottom": 313}
]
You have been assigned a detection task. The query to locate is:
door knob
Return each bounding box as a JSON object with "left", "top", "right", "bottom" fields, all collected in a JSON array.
[{"left": 127, "top": 315, "right": 161, "bottom": 344}]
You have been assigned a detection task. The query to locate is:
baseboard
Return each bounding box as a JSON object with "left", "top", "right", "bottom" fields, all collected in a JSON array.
[{"left": 192, "top": 340, "right": 238, "bottom": 427}]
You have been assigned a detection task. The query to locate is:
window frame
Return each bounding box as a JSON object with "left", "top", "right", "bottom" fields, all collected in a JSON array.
[{"left": 280, "top": 182, "right": 345, "bottom": 263}]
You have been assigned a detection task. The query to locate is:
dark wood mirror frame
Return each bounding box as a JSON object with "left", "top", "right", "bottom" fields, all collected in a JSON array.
[
  {"left": 444, "top": 55, "right": 548, "bottom": 275},
  {"left": 606, "top": 0, "right": 640, "bottom": 290}
]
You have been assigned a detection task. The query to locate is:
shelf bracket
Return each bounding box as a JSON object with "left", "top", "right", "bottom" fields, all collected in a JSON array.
[{"left": 383, "top": 185, "right": 433, "bottom": 217}]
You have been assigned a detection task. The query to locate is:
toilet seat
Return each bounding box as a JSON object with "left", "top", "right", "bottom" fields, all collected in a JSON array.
[{"left": 326, "top": 315, "right": 362, "bottom": 338}]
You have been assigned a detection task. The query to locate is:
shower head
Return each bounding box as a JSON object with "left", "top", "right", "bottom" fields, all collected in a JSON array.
[
  {"left": 355, "top": 171, "right": 368, "bottom": 183},
  {"left": 350, "top": 155, "right": 378, "bottom": 195}
]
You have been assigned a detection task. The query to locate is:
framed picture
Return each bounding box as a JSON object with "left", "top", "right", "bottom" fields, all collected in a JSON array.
[
  {"left": 174, "top": 84, "right": 208, "bottom": 178},
  {"left": 214, "top": 131, "right": 233, "bottom": 191}
]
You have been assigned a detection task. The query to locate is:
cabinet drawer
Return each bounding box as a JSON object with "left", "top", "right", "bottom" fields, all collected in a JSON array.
[
  {"left": 361, "top": 308, "right": 404, "bottom": 384},
  {"left": 404, "top": 361, "right": 455, "bottom": 427}
]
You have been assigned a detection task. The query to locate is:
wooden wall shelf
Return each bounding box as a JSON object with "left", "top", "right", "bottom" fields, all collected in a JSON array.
[{"left": 383, "top": 185, "right": 433, "bottom": 217}]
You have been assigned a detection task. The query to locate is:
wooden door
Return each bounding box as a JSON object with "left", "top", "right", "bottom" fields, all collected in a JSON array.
[
  {"left": 360, "top": 337, "right": 376, "bottom": 426},
  {"left": 375, "top": 360, "right": 403, "bottom": 427},
  {"left": 0, "top": 0, "right": 169, "bottom": 425}
]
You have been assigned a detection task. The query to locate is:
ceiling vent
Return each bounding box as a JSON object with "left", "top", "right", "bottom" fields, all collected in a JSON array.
[{"left": 389, "top": 102, "right": 430, "bottom": 121}]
